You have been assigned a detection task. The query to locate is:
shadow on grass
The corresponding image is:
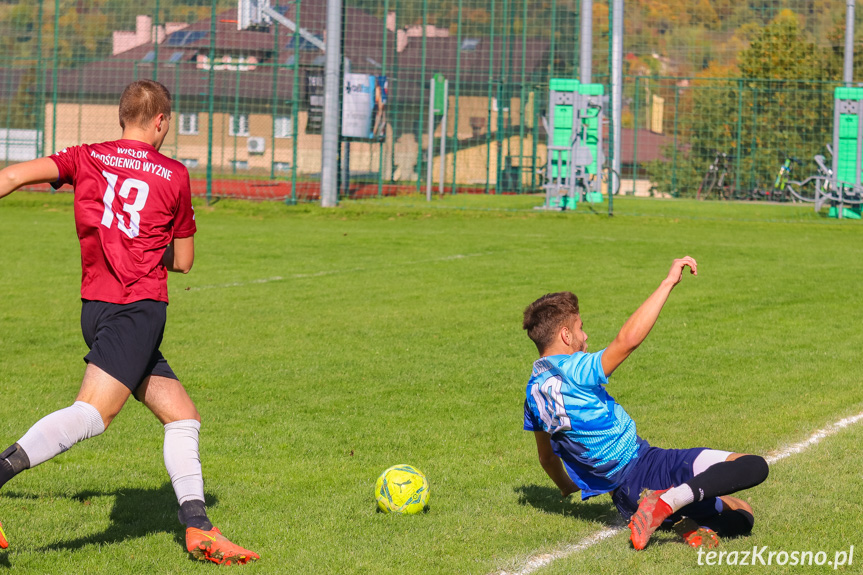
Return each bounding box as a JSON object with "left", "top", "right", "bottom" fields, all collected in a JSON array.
[
  {"left": 2, "top": 483, "right": 218, "bottom": 555},
  {"left": 515, "top": 484, "right": 621, "bottom": 525}
]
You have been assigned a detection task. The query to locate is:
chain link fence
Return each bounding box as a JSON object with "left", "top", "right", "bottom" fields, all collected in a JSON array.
[{"left": 0, "top": 0, "right": 857, "bottom": 201}]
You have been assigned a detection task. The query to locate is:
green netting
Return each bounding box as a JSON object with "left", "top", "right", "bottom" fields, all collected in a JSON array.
[{"left": 0, "top": 0, "right": 860, "bottom": 201}]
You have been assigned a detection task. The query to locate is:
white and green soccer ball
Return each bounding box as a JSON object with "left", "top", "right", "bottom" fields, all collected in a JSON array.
[{"left": 375, "top": 464, "right": 430, "bottom": 514}]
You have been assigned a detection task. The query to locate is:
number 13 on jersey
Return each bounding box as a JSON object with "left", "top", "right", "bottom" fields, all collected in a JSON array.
[{"left": 101, "top": 170, "right": 150, "bottom": 239}]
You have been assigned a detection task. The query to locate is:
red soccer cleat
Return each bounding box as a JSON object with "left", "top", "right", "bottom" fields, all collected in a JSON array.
[
  {"left": 628, "top": 488, "right": 672, "bottom": 550},
  {"left": 185, "top": 527, "right": 259, "bottom": 565},
  {"left": 0, "top": 521, "right": 8, "bottom": 549},
  {"left": 674, "top": 517, "right": 720, "bottom": 549}
]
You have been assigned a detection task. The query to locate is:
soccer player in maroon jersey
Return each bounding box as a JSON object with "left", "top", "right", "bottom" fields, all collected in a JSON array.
[{"left": 0, "top": 80, "right": 258, "bottom": 565}]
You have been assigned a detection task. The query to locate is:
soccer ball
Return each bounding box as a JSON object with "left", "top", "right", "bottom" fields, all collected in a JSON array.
[{"left": 375, "top": 464, "right": 430, "bottom": 514}]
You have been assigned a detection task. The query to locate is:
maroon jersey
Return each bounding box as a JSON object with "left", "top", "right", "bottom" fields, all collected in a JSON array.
[{"left": 50, "top": 139, "right": 196, "bottom": 304}]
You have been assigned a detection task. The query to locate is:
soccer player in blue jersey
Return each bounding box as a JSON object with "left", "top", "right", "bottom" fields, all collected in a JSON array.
[{"left": 522, "top": 257, "right": 768, "bottom": 550}]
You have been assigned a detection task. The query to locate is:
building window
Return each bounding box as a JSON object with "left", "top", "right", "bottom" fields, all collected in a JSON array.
[
  {"left": 273, "top": 162, "right": 292, "bottom": 172},
  {"left": 274, "top": 116, "right": 292, "bottom": 138},
  {"left": 230, "top": 160, "right": 249, "bottom": 170},
  {"left": 229, "top": 114, "right": 249, "bottom": 137},
  {"left": 179, "top": 158, "right": 199, "bottom": 169},
  {"left": 179, "top": 113, "right": 198, "bottom": 135}
]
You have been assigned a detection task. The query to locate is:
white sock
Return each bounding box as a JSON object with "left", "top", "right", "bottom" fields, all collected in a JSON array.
[
  {"left": 164, "top": 419, "right": 204, "bottom": 506},
  {"left": 659, "top": 484, "right": 695, "bottom": 513},
  {"left": 17, "top": 401, "right": 105, "bottom": 467}
]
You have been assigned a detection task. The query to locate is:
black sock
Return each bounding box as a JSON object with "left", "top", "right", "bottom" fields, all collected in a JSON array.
[
  {"left": 0, "top": 443, "right": 31, "bottom": 490},
  {"left": 685, "top": 455, "right": 769, "bottom": 502},
  {"left": 703, "top": 509, "right": 755, "bottom": 538},
  {"left": 178, "top": 499, "right": 213, "bottom": 531}
]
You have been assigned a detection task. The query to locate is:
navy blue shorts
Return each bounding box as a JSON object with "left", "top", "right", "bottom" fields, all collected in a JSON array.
[
  {"left": 81, "top": 299, "right": 177, "bottom": 394},
  {"left": 611, "top": 442, "right": 722, "bottom": 523}
]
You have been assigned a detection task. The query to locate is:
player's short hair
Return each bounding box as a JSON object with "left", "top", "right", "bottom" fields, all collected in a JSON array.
[
  {"left": 523, "top": 292, "right": 579, "bottom": 354},
  {"left": 119, "top": 80, "right": 172, "bottom": 130}
]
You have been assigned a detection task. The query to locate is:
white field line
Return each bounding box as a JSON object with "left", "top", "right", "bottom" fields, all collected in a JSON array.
[
  {"left": 495, "top": 409, "right": 863, "bottom": 575},
  {"left": 186, "top": 252, "right": 492, "bottom": 292}
]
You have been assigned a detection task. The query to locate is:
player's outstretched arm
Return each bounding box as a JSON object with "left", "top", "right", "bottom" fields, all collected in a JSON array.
[
  {"left": 534, "top": 431, "right": 580, "bottom": 498},
  {"left": 0, "top": 158, "right": 60, "bottom": 200},
  {"left": 601, "top": 256, "right": 697, "bottom": 376}
]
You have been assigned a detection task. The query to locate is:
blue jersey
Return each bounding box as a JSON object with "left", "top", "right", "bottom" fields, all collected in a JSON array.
[{"left": 523, "top": 349, "right": 644, "bottom": 498}]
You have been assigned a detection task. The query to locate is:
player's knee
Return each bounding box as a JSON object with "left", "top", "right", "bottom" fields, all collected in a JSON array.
[
  {"left": 74, "top": 401, "right": 108, "bottom": 437},
  {"left": 730, "top": 454, "right": 769, "bottom": 487},
  {"left": 741, "top": 454, "right": 769, "bottom": 485}
]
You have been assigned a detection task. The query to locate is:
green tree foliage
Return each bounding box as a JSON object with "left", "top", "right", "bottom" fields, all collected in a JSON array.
[{"left": 646, "top": 10, "right": 841, "bottom": 197}]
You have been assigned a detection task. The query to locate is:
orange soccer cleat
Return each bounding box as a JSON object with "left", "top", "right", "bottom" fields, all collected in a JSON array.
[
  {"left": 628, "top": 488, "right": 672, "bottom": 550},
  {"left": 0, "top": 521, "right": 8, "bottom": 549},
  {"left": 674, "top": 517, "right": 720, "bottom": 549},
  {"left": 185, "top": 526, "right": 259, "bottom": 565}
]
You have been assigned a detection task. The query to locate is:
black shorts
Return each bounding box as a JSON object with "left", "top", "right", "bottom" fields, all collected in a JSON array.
[{"left": 81, "top": 299, "right": 178, "bottom": 394}]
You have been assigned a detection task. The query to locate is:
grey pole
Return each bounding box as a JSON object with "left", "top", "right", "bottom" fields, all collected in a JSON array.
[
  {"left": 439, "top": 80, "right": 448, "bottom": 196},
  {"left": 426, "top": 78, "right": 435, "bottom": 201},
  {"left": 845, "top": 0, "right": 855, "bottom": 86},
  {"left": 610, "top": 0, "right": 623, "bottom": 199},
  {"left": 320, "top": 0, "right": 343, "bottom": 207},
  {"left": 579, "top": 0, "right": 592, "bottom": 83}
]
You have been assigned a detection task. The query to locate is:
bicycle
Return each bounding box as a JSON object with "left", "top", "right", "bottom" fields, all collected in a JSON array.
[
  {"left": 752, "top": 153, "right": 801, "bottom": 202},
  {"left": 787, "top": 145, "right": 863, "bottom": 216},
  {"left": 697, "top": 151, "right": 735, "bottom": 200}
]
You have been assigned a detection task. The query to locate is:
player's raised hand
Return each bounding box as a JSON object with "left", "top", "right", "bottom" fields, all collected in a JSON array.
[{"left": 665, "top": 256, "right": 697, "bottom": 286}]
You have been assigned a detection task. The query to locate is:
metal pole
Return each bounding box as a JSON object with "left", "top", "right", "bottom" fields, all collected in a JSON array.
[
  {"left": 518, "top": 0, "right": 527, "bottom": 193},
  {"left": 320, "top": 0, "right": 343, "bottom": 207},
  {"left": 450, "top": 0, "right": 462, "bottom": 195},
  {"left": 485, "top": 0, "right": 495, "bottom": 194},
  {"left": 845, "top": 0, "right": 855, "bottom": 86},
  {"left": 735, "top": 78, "right": 743, "bottom": 193},
  {"left": 290, "top": 0, "right": 300, "bottom": 205},
  {"left": 153, "top": 0, "right": 160, "bottom": 82},
  {"left": 51, "top": 0, "right": 59, "bottom": 155},
  {"left": 390, "top": 1, "right": 398, "bottom": 184},
  {"left": 426, "top": 78, "right": 435, "bottom": 201},
  {"left": 579, "top": 0, "right": 592, "bottom": 84},
  {"left": 549, "top": 0, "right": 557, "bottom": 79},
  {"left": 632, "top": 75, "right": 639, "bottom": 195},
  {"left": 270, "top": 22, "right": 279, "bottom": 180},
  {"left": 439, "top": 80, "right": 448, "bottom": 195},
  {"left": 416, "top": 0, "right": 429, "bottom": 194},
  {"left": 379, "top": 0, "right": 390, "bottom": 198},
  {"left": 672, "top": 85, "right": 679, "bottom": 196},
  {"left": 610, "top": 0, "right": 622, "bottom": 211},
  {"left": 232, "top": 65, "right": 240, "bottom": 174},
  {"left": 206, "top": 0, "right": 216, "bottom": 204},
  {"left": 37, "top": 0, "right": 44, "bottom": 157}
]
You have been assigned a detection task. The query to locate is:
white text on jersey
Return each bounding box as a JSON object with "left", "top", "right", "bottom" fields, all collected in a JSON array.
[{"left": 117, "top": 147, "right": 149, "bottom": 159}]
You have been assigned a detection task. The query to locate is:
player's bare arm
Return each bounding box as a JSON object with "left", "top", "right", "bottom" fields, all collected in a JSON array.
[
  {"left": 162, "top": 237, "right": 194, "bottom": 274},
  {"left": 0, "top": 158, "right": 60, "bottom": 200},
  {"left": 534, "top": 431, "right": 580, "bottom": 497},
  {"left": 601, "top": 256, "right": 697, "bottom": 376}
]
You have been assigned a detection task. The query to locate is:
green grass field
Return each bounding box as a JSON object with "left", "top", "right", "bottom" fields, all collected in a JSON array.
[{"left": 1, "top": 192, "right": 862, "bottom": 574}]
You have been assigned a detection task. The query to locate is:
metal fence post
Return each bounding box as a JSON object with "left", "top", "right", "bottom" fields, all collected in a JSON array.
[
  {"left": 378, "top": 0, "right": 389, "bottom": 198},
  {"left": 51, "top": 0, "right": 59, "bottom": 156},
  {"left": 736, "top": 78, "right": 743, "bottom": 193},
  {"left": 450, "top": 0, "right": 463, "bottom": 194},
  {"left": 632, "top": 75, "right": 640, "bottom": 195},
  {"left": 485, "top": 0, "right": 495, "bottom": 194},
  {"left": 415, "top": 0, "right": 428, "bottom": 195},
  {"left": 290, "top": 0, "right": 300, "bottom": 205},
  {"left": 205, "top": 0, "right": 216, "bottom": 204},
  {"left": 320, "top": 0, "right": 343, "bottom": 207},
  {"left": 153, "top": 0, "right": 160, "bottom": 82},
  {"left": 672, "top": 84, "right": 679, "bottom": 195}
]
